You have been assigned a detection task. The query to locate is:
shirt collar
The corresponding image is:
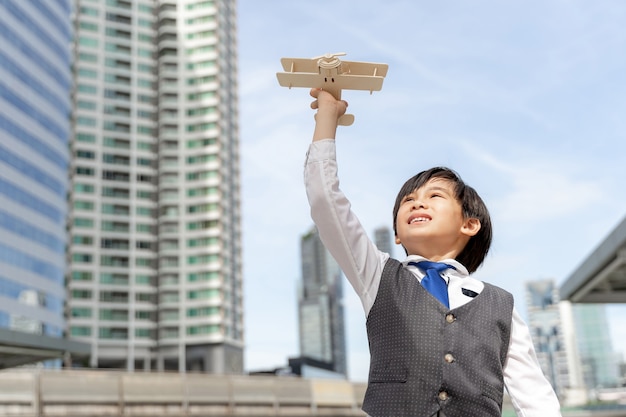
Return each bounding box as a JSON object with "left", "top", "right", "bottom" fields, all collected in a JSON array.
[{"left": 402, "top": 255, "right": 469, "bottom": 277}]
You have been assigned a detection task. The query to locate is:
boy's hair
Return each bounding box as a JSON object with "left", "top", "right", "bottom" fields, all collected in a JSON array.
[{"left": 392, "top": 167, "right": 492, "bottom": 273}]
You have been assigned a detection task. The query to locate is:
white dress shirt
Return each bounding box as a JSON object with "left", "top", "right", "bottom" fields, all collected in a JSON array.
[{"left": 304, "top": 139, "right": 562, "bottom": 417}]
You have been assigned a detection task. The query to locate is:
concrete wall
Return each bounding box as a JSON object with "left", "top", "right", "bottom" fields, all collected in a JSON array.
[{"left": 0, "top": 369, "right": 367, "bottom": 416}]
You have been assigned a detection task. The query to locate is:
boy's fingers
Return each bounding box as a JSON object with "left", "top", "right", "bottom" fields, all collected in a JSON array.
[{"left": 310, "top": 100, "right": 319, "bottom": 110}]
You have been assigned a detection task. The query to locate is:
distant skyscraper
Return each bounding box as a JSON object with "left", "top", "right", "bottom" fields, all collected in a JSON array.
[
  {"left": 525, "top": 280, "right": 585, "bottom": 403},
  {"left": 298, "top": 226, "right": 347, "bottom": 376},
  {"left": 374, "top": 226, "right": 393, "bottom": 255},
  {"left": 68, "top": 0, "right": 242, "bottom": 373},
  {"left": 572, "top": 304, "right": 620, "bottom": 389},
  {"left": 0, "top": 0, "right": 72, "bottom": 341}
]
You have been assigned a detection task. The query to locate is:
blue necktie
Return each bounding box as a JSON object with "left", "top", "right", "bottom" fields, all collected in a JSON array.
[{"left": 408, "top": 261, "right": 455, "bottom": 308}]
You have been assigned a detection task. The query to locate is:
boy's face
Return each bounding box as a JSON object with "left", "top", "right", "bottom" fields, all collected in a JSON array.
[{"left": 394, "top": 178, "right": 480, "bottom": 259}]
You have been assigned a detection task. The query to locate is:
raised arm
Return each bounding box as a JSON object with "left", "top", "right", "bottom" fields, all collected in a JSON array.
[{"left": 305, "top": 89, "right": 387, "bottom": 314}]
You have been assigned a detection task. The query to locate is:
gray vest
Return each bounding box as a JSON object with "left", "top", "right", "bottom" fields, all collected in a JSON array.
[{"left": 363, "top": 259, "right": 513, "bottom": 417}]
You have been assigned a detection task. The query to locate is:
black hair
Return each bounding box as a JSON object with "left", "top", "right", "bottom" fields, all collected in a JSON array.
[{"left": 392, "top": 167, "right": 492, "bottom": 273}]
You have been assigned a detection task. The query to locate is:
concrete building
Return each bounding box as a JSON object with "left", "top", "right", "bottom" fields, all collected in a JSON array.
[
  {"left": 0, "top": 0, "right": 89, "bottom": 367},
  {"left": 0, "top": 369, "right": 369, "bottom": 417},
  {"left": 68, "top": 0, "right": 242, "bottom": 373},
  {"left": 560, "top": 215, "right": 626, "bottom": 304},
  {"left": 297, "top": 227, "right": 347, "bottom": 377}
]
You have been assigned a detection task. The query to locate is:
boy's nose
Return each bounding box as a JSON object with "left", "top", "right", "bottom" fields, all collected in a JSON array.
[{"left": 412, "top": 199, "right": 426, "bottom": 210}]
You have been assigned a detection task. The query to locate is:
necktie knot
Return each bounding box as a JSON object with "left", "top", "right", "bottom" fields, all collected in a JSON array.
[
  {"left": 408, "top": 261, "right": 455, "bottom": 308},
  {"left": 413, "top": 260, "right": 455, "bottom": 275}
]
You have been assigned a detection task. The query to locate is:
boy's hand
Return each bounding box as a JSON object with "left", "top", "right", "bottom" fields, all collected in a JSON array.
[{"left": 310, "top": 88, "right": 348, "bottom": 141}]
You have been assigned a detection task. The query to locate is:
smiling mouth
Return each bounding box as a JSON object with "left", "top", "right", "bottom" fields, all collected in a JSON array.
[{"left": 410, "top": 216, "right": 431, "bottom": 224}]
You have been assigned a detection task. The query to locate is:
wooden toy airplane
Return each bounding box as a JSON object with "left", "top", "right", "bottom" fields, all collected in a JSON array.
[{"left": 276, "top": 52, "right": 388, "bottom": 126}]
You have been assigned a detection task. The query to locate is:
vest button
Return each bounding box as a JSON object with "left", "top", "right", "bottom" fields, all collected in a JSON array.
[
  {"left": 444, "top": 353, "right": 455, "bottom": 363},
  {"left": 445, "top": 313, "right": 455, "bottom": 323},
  {"left": 438, "top": 391, "right": 449, "bottom": 401}
]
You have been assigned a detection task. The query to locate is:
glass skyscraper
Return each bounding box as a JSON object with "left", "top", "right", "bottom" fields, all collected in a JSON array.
[
  {"left": 572, "top": 304, "right": 620, "bottom": 389},
  {"left": 298, "top": 226, "right": 347, "bottom": 376},
  {"left": 68, "top": 0, "right": 242, "bottom": 373},
  {"left": 373, "top": 225, "right": 393, "bottom": 256},
  {"left": 0, "top": 1, "right": 72, "bottom": 340},
  {"left": 525, "top": 279, "right": 587, "bottom": 404}
]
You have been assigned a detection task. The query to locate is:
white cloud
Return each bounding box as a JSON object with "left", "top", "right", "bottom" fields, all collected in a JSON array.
[
  {"left": 496, "top": 170, "right": 603, "bottom": 223},
  {"left": 457, "top": 140, "right": 605, "bottom": 224}
]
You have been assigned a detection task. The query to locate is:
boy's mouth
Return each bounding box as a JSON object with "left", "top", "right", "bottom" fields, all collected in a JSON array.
[{"left": 409, "top": 214, "right": 431, "bottom": 224}]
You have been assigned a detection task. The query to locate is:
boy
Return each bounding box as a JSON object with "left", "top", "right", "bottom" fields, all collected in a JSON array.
[{"left": 304, "top": 88, "right": 561, "bottom": 417}]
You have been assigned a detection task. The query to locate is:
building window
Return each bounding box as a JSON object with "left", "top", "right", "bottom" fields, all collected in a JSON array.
[
  {"left": 72, "top": 253, "right": 93, "bottom": 263},
  {"left": 72, "top": 235, "right": 93, "bottom": 245},
  {"left": 187, "top": 236, "right": 219, "bottom": 247},
  {"left": 135, "top": 257, "right": 155, "bottom": 268},
  {"left": 76, "top": 133, "right": 96, "bottom": 143},
  {"left": 73, "top": 218, "right": 94, "bottom": 229},
  {"left": 101, "top": 221, "right": 129, "bottom": 232},
  {"left": 76, "top": 149, "right": 96, "bottom": 159},
  {"left": 78, "top": 37, "right": 98, "bottom": 47},
  {"left": 100, "top": 273, "right": 129, "bottom": 285},
  {"left": 187, "top": 272, "right": 218, "bottom": 282},
  {"left": 71, "top": 307, "right": 92, "bottom": 318},
  {"left": 75, "top": 166, "right": 95, "bottom": 176},
  {"left": 187, "top": 324, "right": 219, "bottom": 335},
  {"left": 99, "top": 309, "right": 128, "bottom": 321},
  {"left": 74, "top": 183, "right": 95, "bottom": 194},
  {"left": 73, "top": 200, "right": 94, "bottom": 211},
  {"left": 71, "top": 271, "right": 93, "bottom": 281},
  {"left": 71, "top": 289, "right": 92, "bottom": 299},
  {"left": 187, "top": 288, "right": 219, "bottom": 300},
  {"left": 99, "top": 327, "right": 128, "bottom": 340},
  {"left": 71, "top": 326, "right": 92, "bottom": 336},
  {"left": 78, "top": 52, "right": 98, "bottom": 62}
]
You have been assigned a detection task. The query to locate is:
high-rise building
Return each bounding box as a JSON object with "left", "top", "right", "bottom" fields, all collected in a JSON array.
[
  {"left": 68, "top": 0, "right": 242, "bottom": 373},
  {"left": 297, "top": 226, "right": 347, "bottom": 377},
  {"left": 373, "top": 225, "right": 393, "bottom": 256},
  {"left": 0, "top": 0, "right": 90, "bottom": 366},
  {"left": 525, "top": 280, "right": 586, "bottom": 404},
  {"left": 572, "top": 304, "right": 620, "bottom": 389}
]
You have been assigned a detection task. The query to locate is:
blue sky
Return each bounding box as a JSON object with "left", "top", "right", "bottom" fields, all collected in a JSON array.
[{"left": 237, "top": 0, "right": 626, "bottom": 381}]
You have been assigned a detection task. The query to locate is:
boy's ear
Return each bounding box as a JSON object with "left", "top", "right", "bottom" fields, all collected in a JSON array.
[{"left": 461, "top": 218, "right": 481, "bottom": 237}]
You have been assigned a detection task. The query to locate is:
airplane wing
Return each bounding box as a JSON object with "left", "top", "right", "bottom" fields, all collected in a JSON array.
[
  {"left": 276, "top": 72, "right": 324, "bottom": 89},
  {"left": 280, "top": 57, "right": 319, "bottom": 74},
  {"left": 333, "top": 74, "right": 385, "bottom": 92},
  {"left": 341, "top": 61, "right": 389, "bottom": 77},
  {"left": 277, "top": 72, "right": 386, "bottom": 96}
]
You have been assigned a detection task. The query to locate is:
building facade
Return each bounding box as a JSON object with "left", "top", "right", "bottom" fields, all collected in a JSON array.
[
  {"left": 68, "top": 0, "right": 242, "bottom": 373},
  {"left": 572, "top": 304, "right": 621, "bottom": 389},
  {"left": 373, "top": 226, "right": 393, "bottom": 256},
  {"left": 525, "top": 280, "right": 586, "bottom": 405},
  {"left": 297, "top": 227, "right": 347, "bottom": 376},
  {"left": 0, "top": 0, "right": 73, "bottom": 344}
]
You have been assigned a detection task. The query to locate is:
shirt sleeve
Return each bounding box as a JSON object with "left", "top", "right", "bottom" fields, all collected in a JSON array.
[
  {"left": 304, "top": 139, "right": 388, "bottom": 315},
  {"left": 504, "top": 308, "right": 562, "bottom": 417}
]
